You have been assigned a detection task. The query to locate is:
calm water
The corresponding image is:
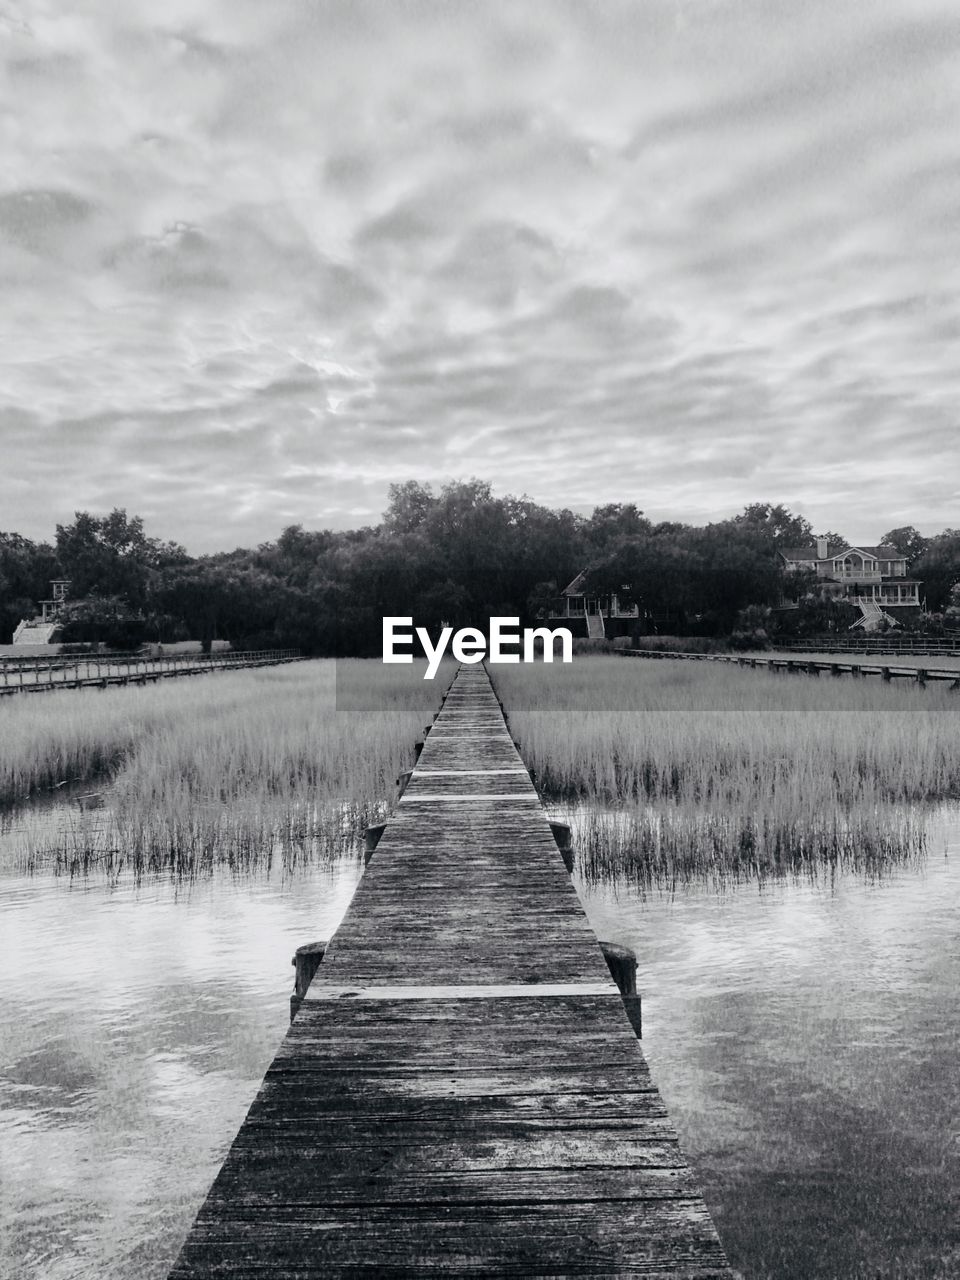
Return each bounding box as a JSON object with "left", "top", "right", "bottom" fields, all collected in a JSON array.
[
  {"left": 1, "top": 802, "right": 958, "bottom": 1279},
  {"left": 0, "top": 824, "right": 363, "bottom": 1280},
  {"left": 573, "top": 804, "right": 960, "bottom": 1280}
]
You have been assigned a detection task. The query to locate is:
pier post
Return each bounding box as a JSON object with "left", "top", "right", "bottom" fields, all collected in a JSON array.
[
  {"left": 599, "top": 941, "right": 642, "bottom": 1038},
  {"left": 549, "top": 820, "right": 574, "bottom": 873},
  {"left": 290, "top": 941, "right": 326, "bottom": 1022},
  {"left": 364, "top": 822, "right": 387, "bottom": 863}
]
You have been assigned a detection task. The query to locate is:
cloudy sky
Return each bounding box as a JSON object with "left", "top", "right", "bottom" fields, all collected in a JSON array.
[{"left": 2, "top": 0, "right": 958, "bottom": 553}]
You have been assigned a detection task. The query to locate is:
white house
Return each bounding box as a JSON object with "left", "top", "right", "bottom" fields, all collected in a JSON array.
[{"left": 779, "top": 539, "right": 921, "bottom": 627}]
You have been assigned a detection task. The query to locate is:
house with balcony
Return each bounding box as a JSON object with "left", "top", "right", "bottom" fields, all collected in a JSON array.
[
  {"left": 779, "top": 539, "right": 921, "bottom": 628},
  {"left": 546, "top": 570, "right": 640, "bottom": 639}
]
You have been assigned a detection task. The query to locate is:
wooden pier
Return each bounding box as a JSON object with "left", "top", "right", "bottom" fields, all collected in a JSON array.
[
  {"left": 169, "top": 664, "right": 730, "bottom": 1277},
  {"left": 617, "top": 646, "right": 960, "bottom": 687},
  {"left": 0, "top": 648, "right": 303, "bottom": 697}
]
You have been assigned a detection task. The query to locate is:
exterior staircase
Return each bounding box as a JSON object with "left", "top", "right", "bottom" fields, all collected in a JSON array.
[
  {"left": 13, "top": 620, "right": 61, "bottom": 645},
  {"left": 849, "top": 597, "right": 896, "bottom": 631},
  {"left": 586, "top": 609, "right": 605, "bottom": 639}
]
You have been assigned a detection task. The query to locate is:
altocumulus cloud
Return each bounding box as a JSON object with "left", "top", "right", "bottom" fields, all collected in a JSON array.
[{"left": 1, "top": 0, "right": 959, "bottom": 550}]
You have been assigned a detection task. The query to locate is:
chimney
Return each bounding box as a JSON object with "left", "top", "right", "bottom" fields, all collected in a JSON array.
[{"left": 816, "top": 537, "right": 829, "bottom": 559}]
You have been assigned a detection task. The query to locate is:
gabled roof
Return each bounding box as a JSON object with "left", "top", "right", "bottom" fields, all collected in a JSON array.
[
  {"left": 562, "top": 570, "right": 588, "bottom": 595},
  {"left": 779, "top": 543, "right": 906, "bottom": 563},
  {"left": 853, "top": 545, "right": 902, "bottom": 559}
]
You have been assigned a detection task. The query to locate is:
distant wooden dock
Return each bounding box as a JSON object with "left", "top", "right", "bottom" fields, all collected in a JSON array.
[
  {"left": 0, "top": 648, "right": 302, "bottom": 697},
  {"left": 169, "top": 664, "right": 731, "bottom": 1277},
  {"left": 617, "top": 647, "right": 960, "bottom": 687}
]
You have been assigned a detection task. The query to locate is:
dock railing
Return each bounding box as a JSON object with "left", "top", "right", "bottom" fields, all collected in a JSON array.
[
  {"left": 775, "top": 635, "right": 960, "bottom": 655},
  {"left": 0, "top": 647, "right": 303, "bottom": 694},
  {"left": 615, "top": 647, "right": 960, "bottom": 687}
]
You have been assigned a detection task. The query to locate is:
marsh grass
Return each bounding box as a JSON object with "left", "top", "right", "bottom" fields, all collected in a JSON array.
[
  {"left": 1, "top": 660, "right": 448, "bottom": 880},
  {"left": 492, "top": 658, "right": 958, "bottom": 883}
]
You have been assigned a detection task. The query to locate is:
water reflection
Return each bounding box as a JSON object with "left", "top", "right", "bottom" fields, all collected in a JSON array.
[
  {"left": 1, "top": 783, "right": 370, "bottom": 886},
  {"left": 0, "top": 811, "right": 362, "bottom": 1280},
  {"left": 2, "top": 794, "right": 959, "bottom": 1279},
  {"left": 565, "top": 796, "right": 930, "bottom": 895},
  {"left": 569, "top": 802, "right": 960, "bottom": 1279}
]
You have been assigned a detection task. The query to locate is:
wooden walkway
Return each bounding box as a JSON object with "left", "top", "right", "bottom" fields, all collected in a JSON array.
[
  {"left": 0, "top": 648, "right": 302, "bottom": 697},
  {"left": 617, "top": 647, "right": 960, "bottom": 687},
  {"left": 169, "top": 664, "right": 730, "bottom": 1277}
]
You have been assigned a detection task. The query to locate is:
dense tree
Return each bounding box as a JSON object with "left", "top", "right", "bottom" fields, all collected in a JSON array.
[
  {"left": 585, "top": 514, "right": 783, "bottom": 632},
  {"left": 55, "top": 510, "right": 187, "bottom": 611},
  {"left": 733, "top": 503, "right": 813, "bottom": 546},
  {"left": 783, "top": 592, "right": 860, "bottom": 637},
  {"left": 2, "top": 493, "right": 954, "bottom": 652},
  {"left": 814, "top": 531, "right": 848, "bottom": 553},
  {"left": 686, "top": 522, "right": 783, "bottom": 628},
  {"left": 383, "top": 481, "right": 438, "bottom": 534},
  {"left": 914, "top": 530, "right": 960, "bottom": 612},
  {"left": 59, "top": 594, "right": 147, "bottom": 650},
  {"left": 880, "top": 525, "right": 928, "bottom": 566},
  {"left": 583, "top": 504, "right": 649, "bottom": 558},
  {"left": 0, "top": 532, "right": 61, "bottom": 642}
]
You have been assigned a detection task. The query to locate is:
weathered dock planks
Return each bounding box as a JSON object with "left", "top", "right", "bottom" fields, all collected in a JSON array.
[{"left": 169, "top": 663, "right": 731, "bottom": 1277}]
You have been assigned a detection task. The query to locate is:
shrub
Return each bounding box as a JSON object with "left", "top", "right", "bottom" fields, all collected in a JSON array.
[{"left": 728, "top": 627, "right": 770, "bottom": 651}]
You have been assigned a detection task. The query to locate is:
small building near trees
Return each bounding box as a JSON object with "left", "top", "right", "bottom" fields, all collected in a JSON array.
[{"left": 545, "top": 570, "right": 640, "bottom": 639}]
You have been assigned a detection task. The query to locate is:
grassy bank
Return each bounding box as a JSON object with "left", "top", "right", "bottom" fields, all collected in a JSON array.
[
  {"left": 2, "top": 660, "right": 447, "bottom": 878},
  {"left": 492, "top": 657, "right": 959, "bottom": 883}
]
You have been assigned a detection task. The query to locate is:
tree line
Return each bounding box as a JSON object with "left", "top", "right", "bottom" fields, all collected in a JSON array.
[{"left": 1, "top": 483, "right": 958, "bottom": 652}]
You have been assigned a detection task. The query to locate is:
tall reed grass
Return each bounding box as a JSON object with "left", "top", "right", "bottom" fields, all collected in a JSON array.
[
  {"left": 492, "top": 657, "right": 958, "bottom": 883},
  {"left": 1, "top": 660, "right": 448, "bottom": 879}
]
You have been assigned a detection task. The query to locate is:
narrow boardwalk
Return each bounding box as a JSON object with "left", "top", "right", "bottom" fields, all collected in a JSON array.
[
  {"left": 170, "top": 664, "right": 730, "bottom": 1277},
  {"left": 0, "top": 648, "right": 302, "bottom": 697},
  {"left": 618, "top": 647, "right": 960, "bottom": 687}
]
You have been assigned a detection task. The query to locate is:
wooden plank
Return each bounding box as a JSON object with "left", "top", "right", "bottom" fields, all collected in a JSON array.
[
  {"left": 299, "top": 982, "right": 619, "bottom": 999},
  {"left": 170, "top": 663, "right": 731, "bottom": 1277},
  {"left": 170, "top": 1202, "right": 730, "bottom": 1277}
]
